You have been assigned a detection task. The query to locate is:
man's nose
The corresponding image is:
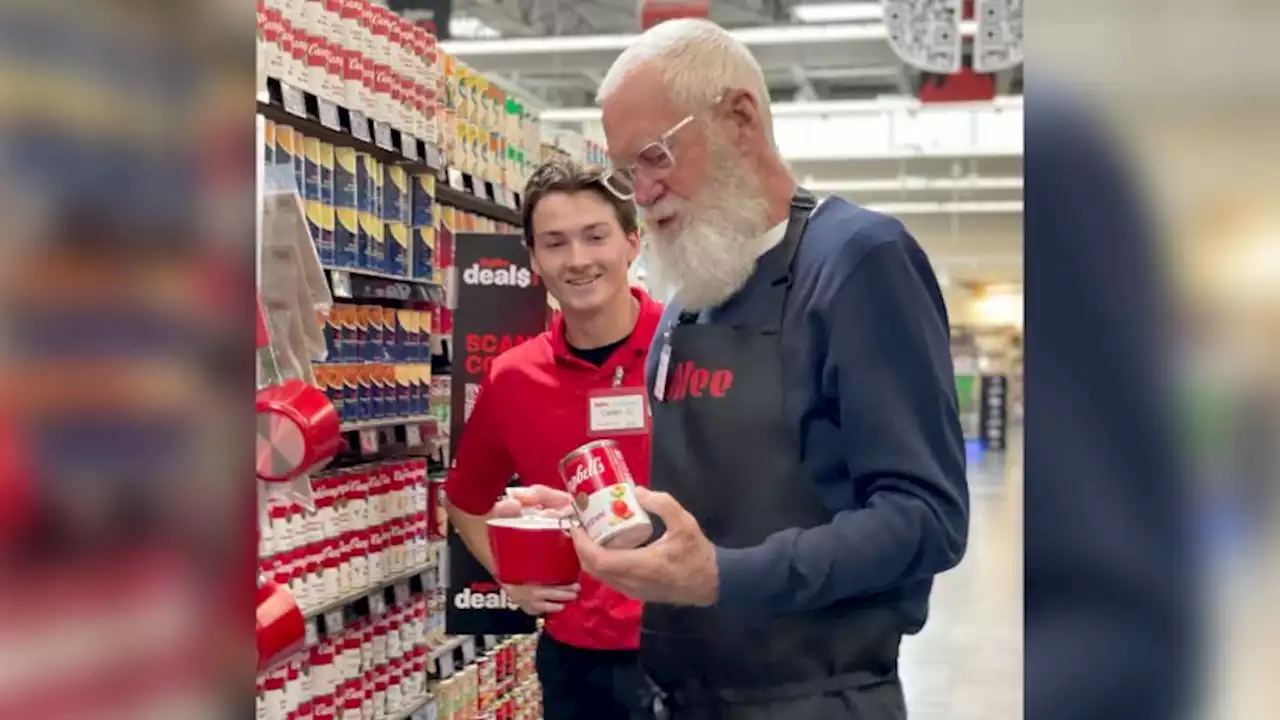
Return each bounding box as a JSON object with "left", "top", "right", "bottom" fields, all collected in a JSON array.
[
  {"left": 566, "top": 240, "right": 594, "bottom": 269},
  {"left": 633, "top": 174, "right": 663, "bottom": 207}
]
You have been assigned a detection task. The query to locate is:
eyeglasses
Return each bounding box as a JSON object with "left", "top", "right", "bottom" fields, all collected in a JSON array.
[{"left": 599, "top": 113, "right": 699, "bottom": 201}]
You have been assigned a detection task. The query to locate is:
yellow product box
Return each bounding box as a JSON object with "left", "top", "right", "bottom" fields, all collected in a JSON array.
[
  {"left": 334, "top": 148, "right": 359, "bottom": 268},
  {"left": 385, "top": 164, "right": 408, "bottom": 223},
  {"left": 262, "top": 119, "right": 275, "bottom": 167},
  {"left": 386, "top": 221, "right": 409, "bottom": 278},
  {"left": 303, "top": 136, "right": 321, "bottom": 202},
  {"left": 397, "top": 309, "right": 419, "bottom": 360},
  {"left": 275, "top": 125, "right": 302, "bottom": 194},
  {"left": 380, "top": 305, "right": 397, "bottom": 357}
]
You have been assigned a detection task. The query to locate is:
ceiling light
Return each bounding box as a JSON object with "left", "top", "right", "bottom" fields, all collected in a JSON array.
[
  {"left": 791, "top": 2, "right": 885, "bottom": 24},
  {"left": 449, "top": 15, "right": 501, "bottom": 39}
]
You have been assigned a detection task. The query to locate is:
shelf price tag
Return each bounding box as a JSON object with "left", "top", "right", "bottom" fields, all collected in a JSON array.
[
  {"left": 350, "top": 110, "right": 372, "bottom": 142},
  {"left": 329, "top": 269, "right": 353, "bottom": 300},
  {"left": 374, "top": 121, "right": 395, "bottom": 151},
  {"left": 438, "top": 652, "right": 455, "bottom": 678},
  {"left": 401, "top": 133, "right": 419, "bottom": 161},
  {"left": 282, "top": 84, "right": 307, "bottom": 117},
  {"left": 406, "top": 425, "right": 423, "bottom": 447},
  {"left": 447, "top": 168, "right": 465, "bottom": 191},
  {"left": 325, "top": 609, "right": 344, "bottom": 633},
  {"left": 304, "top": 619, "right": 319, "bottom": 647},
  {"left": 394, "top": 581, "right": 411, "bottom": 605},
  {"left": 370, "top": 592, "right": 387, "bottom": 616},
  {"left": 318, "top": 98, "right": 341, "bottom": 131},
  {"left": 462, "top": 637, "right": 476, "bottom": 664},
  {"left": 359, "top": 428, "right": 379, "bottom": 454}
]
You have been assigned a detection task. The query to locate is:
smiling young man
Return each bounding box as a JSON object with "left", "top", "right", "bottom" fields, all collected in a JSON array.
[{"left": 444, "top": 160, "right": 663, "bottom": 719}]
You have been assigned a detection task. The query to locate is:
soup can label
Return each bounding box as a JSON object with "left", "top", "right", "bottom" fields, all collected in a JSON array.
[{"left": 558, "top": 440, "right": 652, "bottom": 548}]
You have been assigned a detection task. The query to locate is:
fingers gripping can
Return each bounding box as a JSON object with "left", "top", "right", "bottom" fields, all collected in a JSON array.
[{"left": 558, "top": 440, "right": 653, "bottom": 549}]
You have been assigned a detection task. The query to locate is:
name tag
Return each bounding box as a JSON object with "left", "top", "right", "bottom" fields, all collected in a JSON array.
[{"left": 588, "top": 388, "right": 649, "bottom": 436}]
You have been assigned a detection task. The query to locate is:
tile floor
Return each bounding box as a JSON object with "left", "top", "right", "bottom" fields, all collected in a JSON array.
[{"left": 901, "top": 430, "right": 1024, "bottom": 719}]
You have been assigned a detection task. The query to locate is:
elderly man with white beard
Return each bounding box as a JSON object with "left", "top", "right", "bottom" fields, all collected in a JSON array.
[{"left": 504, "top": 18, "right": 970, "bottom": 720}]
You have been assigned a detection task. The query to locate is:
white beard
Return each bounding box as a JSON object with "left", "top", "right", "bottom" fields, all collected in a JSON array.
[{"left": 643, "top": 134, "right": 770, "bottom": 311}]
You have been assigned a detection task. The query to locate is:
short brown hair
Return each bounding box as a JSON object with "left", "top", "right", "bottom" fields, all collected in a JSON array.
[{"left": 521, "top": 159, "right": 639, "bottom": 247}]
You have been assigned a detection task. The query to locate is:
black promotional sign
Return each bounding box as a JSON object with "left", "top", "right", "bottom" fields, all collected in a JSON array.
[{"left": 446, "top": 232, "right": 547, "bottom": 636}]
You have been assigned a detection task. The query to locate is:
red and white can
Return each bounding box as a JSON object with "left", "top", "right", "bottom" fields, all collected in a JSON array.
[
  {"left": 558, "top": 440, "right": 653, "bottom": 549},
  {"left": 304, "top": 34, "right": 329, "bottom": 100}
]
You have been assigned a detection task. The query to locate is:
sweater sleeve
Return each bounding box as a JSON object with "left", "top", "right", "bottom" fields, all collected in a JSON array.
[{"left": 715, "top": 227, "right": 969, "bottom": 613}]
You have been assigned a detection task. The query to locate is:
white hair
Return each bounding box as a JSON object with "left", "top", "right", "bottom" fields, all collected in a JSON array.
[{"left": 596, "top": 18, "right": 775, "bottom": 145}]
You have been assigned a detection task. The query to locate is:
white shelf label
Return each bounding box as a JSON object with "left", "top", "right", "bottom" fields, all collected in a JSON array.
[
  {"left": 374, "top": 121, "right": 395, "bottom": 151},
  {"left": 406, "top": 425, "right": 423, "bottom": 447},
  {"left": 282, "top": 84, "right": 306, "bottom": 117},
  {"left": 350, "top": 110, "right": 371, "bottom": 142},
  {"left": 402, "top": 133, "right": 419, "bottom": 160},
  {"left": 359, "top": 428, "right": 379, "bottom": 454},
  {"left": 325, "top": 609, "right": 344, "bottom": 632},
  {"left": 447, "top": 168, "right": 465, "bottom": 191},
  {"left": 370, "top": 592, "right": 387, "bottom": 615},
  {"left": 438, "top": 652, "right": 455, "bottom": 678},
  {"left": 304, "top": 619, "right": 319, "bottom": 647},
  {"left": 483, "top": 635, "right": 498, "bottom": 649},
  {"left": 394, "top": 581, "right": 411, "bottom": 605},
  {"left": 318, "top": 98, "right": 341, "bottom": 131},
  {"left": 461, "top": 637, "right": 476, "bottom": 664},
  {"left": 329, "top": 269, "right": 353, "bottom": 299}
]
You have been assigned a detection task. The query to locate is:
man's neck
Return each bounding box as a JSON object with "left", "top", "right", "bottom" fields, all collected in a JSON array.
[{"left": 563, "top": 291, "right": 640, "bottom": 350}]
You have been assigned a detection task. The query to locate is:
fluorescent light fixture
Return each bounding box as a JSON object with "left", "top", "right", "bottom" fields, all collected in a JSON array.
[
  {"left": 791, "top": 2, "right": 884, "bottom": 24},
  {"left": 441, "top": 22, "right": 906, "bottom": 56},
  {"left": 538, "top": 96, "right": 1021, "bottom": 123},
  {"left": 808, "top": 177, "right": 1024, "bottom": 193},
  {"left": 449, "top": 15, "right": 501, "bottom": 39},
  {"left": 862, "top": 201, "right": 1024, "bottom": 215}
]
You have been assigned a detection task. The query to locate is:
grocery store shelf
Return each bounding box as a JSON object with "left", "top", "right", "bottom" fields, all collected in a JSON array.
[
  {"left": 258, "top": 79, "right": 441, "bottom": 173},
  {"left": 303, "top": 546, "right": 444, "bottom": 620},
  {"left": 340, "top": 415, "right": 439, "bottom": 433},
  {"left": 388, "top": 697, "right": 432, "bottom": 720},
  {"left": 430, "top": 635, "right": 467, "bottom": 661},
  {"left": 324, "top": 265, "right": 434, "bottom": 284},
  {"left": 437, "top": 183, "right": 522, "bottom": 227},
  {"left": 323, "top": 266, "right": 444, "bottom": 304}
]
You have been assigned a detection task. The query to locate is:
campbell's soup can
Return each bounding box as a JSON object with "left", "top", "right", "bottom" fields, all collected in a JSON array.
[{"left": 558, "top": 440, "right": 652, "bottom": 549}]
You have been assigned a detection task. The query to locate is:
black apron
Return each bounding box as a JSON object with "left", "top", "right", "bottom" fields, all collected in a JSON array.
[{"left": 642, "top": 190, "right": 909, "bottom": 720}]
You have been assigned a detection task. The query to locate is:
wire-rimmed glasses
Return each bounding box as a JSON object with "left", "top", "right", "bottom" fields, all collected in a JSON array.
[{"left": 599, "top": 113, "right": 698, "bottom": 201}]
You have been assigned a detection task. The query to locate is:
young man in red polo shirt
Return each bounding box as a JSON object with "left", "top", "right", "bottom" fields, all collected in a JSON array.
[{"left": 445, "top": 160, "right": 662, "bottom": 719}]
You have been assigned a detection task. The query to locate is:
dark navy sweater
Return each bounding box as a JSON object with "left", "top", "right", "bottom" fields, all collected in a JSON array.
[{"left": 646, "top": 198, "right": 969, "bottom": 629}]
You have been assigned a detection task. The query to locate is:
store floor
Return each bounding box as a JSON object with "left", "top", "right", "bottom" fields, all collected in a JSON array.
[{"left": 901, "top": 430, "right": 1024, "bottom": 719}]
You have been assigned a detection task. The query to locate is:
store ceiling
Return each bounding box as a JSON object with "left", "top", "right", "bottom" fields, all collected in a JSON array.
[
  {"left": 444, "top": 0, "right": 1023, "bottom": 106},
  {"left": 437, "top": 0, "right": 1024, "bottom": 285}
]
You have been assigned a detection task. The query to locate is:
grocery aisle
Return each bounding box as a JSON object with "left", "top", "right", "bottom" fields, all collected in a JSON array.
[{"left": 901, "top": 429, "right": 1024, "bottom": 720}]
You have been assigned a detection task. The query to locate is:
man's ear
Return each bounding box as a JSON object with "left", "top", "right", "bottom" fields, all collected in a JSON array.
[
  {"left": 625, "top": 231, "right": 642, "bottom": 264},
  {"left": 528, "top": 246, "right": 543, "bottom": 277}
]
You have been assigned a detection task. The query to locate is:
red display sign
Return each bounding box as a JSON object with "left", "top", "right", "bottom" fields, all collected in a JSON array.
[{"left": 639, "top": 0, "right": 710, "bottom": 30}]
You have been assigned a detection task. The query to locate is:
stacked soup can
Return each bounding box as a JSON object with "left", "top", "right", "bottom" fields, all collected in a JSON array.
[
  {"left": 257, "top": 0, "right": 442, "bottom": 143},
  {"left": 258, "top": 459, "right": 433, "bottom": 614},
  {"left": 255, "top": 591, "right": 437, "bottom": 720}
]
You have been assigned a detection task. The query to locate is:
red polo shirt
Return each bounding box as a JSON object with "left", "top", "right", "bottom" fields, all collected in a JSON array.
[{"left": 445, "top": 287, "right": 662, "bottom": 651}]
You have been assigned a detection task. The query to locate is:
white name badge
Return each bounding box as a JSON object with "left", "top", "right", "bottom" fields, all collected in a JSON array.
[{"left": 588, "top": 388, "right": 650, "bottom": 436}]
